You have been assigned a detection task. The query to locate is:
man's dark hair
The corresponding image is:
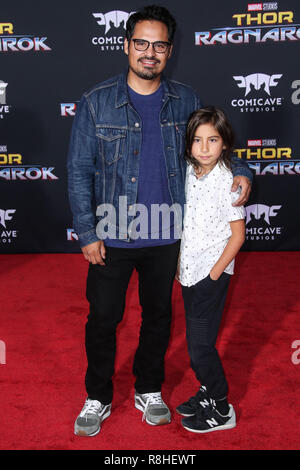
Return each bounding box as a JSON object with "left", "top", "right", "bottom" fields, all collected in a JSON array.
[
  {"left": 125, "top": 5, "right": 177, "bottom": 43},
  {"left": 185, "top": 106, "right": 235, "bottom": 171}
]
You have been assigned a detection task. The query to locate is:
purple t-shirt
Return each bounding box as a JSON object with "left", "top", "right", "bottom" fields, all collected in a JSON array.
[{"left": 105, "top": 85, "right": 176, "bottom": 248}]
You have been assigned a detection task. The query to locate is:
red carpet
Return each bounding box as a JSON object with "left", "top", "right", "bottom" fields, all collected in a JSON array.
[{"left": 0, "top": 252, "right": 299, "bottom": 450}]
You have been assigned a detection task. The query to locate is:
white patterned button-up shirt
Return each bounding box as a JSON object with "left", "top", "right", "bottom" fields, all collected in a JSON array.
[{"left": 179, "top": 162, "right": 245, "bottom": 287}]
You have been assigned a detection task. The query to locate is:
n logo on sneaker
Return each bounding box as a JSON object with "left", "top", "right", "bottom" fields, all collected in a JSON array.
[
  {"left": 200, "top": 399, "right": 210, "bottom": 408},
  {"left": 206, "top": 417, "right": 218, "bottom": 428}
]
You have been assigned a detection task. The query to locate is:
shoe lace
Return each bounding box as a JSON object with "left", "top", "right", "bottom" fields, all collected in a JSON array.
[
  {"left": 79, "top": 399, "right": 102, "bottom": 418},
  {"left": 141, "top": 392, "right": 163, "bottom": 422}
]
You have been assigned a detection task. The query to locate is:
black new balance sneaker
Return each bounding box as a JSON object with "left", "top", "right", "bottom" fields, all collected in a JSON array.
[
  {"left": 176, "top": 386, "right": 209, "bottom": 417},
  {"left": 181, "top": 400, "right": 236, "bottom": 433}
]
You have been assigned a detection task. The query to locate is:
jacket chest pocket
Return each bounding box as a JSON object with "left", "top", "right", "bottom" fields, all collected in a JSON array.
[{"left": 96, "top": 128, "right": 126, "bottom": 165}]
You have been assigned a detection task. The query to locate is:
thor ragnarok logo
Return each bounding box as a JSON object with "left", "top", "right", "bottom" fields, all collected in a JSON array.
[
  {"left": 0, "top": 22, "right": 51, "bottom": 52},
  {"left": 195, "top": 6, "right": 300, "bottom": 45}
]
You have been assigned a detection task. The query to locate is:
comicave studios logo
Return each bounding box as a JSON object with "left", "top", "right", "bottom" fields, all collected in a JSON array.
[
  {"left": 245, "top": 203, "right": 282, "bottom": 241},
  {"left": 234, "top": 139, "right": 300, "bottom": 175},
  {"left": 0, "top": 80, "right": 10, "bottom": 119},
  {"left": 0, "top": 145, "right": 58, "bottom": 181},
  {"left": 0, "top": 208, "right": 17, "bottom": 244},
  {"left": 231, "top": 73, "right": 283, "bottom": 112},
  {"left": 91, "top": 10, "right": 134, "bottom": 51},
  {"left": 0, "top": 22, "right": 51, "bottom": 52},
  {"left": 195, "top": 3, "right": 300, "bottom": 46}
]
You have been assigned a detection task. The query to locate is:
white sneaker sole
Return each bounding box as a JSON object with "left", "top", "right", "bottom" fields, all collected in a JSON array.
[
  {"left": 176, "top": 409, "right": 195, "bottom": 417},
  {"left": 182, "top": 420, "right": 236, "bottom": 433}
]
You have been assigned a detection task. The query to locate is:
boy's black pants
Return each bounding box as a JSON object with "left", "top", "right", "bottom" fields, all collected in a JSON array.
[{"left": 181, "top": 272, "right": 231, "bottom": 400}]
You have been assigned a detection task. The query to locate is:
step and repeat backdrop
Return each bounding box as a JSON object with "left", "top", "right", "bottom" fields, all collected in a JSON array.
[{"left": 1, "top": 0, "right": 300, "bottom": 253}]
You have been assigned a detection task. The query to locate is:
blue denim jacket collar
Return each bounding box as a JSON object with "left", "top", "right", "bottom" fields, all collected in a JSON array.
[{"left": 115, "top": 70, "right": 180, "bottom": 108}]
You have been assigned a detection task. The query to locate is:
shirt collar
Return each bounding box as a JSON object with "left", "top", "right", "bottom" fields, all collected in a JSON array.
[{"left": 188, "top": 162, "right": 223, "bottom": 181}]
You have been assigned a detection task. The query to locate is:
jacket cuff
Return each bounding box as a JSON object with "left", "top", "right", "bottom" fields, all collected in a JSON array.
[
  {"left": 231, "top": 166, "right": 253, "bottom": 183},
  {"left": 78, "top": 228, "right": 99, "bottom": 248}
]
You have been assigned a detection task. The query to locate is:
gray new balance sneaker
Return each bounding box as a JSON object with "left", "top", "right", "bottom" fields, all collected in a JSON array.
[
  {"left": 135, "top": 391, "right": 171, "bottom": 425},
  {"left": 74, "top": 398, "right": 111, "bottom": 437}
]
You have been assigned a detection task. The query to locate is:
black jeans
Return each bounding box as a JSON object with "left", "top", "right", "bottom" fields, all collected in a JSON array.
[
  {"left": 181, "top": 272, "right": 231, "bottom": 401},
  {"left": 85, "top": 241, "right": 180, "bottom": 404}
]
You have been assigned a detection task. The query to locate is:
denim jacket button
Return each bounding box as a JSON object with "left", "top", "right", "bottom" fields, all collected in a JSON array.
[
  {"left": 134, "top": 122, "right": 140, "bottom": 127},
  {"left": 131, "top": 177, "right": 136, "bottom": 183}
]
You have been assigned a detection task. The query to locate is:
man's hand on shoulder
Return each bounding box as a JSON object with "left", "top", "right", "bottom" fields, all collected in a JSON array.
[
  {"left": 231, "top": 176, "right": 251, "bottom": 206},
  {"left": 82, "top": 240, "right": 106, "bottom": 265}
]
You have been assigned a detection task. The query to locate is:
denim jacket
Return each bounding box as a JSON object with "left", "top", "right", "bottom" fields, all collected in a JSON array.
[{"left": 67, "top": 71, "right": 252, "bottom": 247}]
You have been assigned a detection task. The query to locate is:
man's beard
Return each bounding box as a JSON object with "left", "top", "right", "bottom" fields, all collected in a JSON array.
[
  {"left": 134, "top": 69, "right": 160, "bottom": 80},
  {"left": 130, "top": 57, "right": 161, "bottom": 80}
]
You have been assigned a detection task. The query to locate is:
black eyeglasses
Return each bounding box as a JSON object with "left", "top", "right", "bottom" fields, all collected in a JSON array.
[{"left": 131, "top": 38, "right": 171, "bottom": 54}]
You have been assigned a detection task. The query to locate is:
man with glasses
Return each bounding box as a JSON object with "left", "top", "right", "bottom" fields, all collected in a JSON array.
[{"left": 68, "top": 5, "right": 252, "bottom": 437}]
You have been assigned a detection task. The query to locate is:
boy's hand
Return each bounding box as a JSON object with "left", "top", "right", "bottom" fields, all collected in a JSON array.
[{"left": 209, "top": 269, "right": 221, "bottom": 281}]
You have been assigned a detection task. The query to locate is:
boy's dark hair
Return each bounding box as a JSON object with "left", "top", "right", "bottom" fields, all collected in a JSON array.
[
  {"left": 185, "top": 106, "right": 235, "bottom": 171},
  {"left": 125, "top": 5, "right": 177, "bottom": 43}
]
